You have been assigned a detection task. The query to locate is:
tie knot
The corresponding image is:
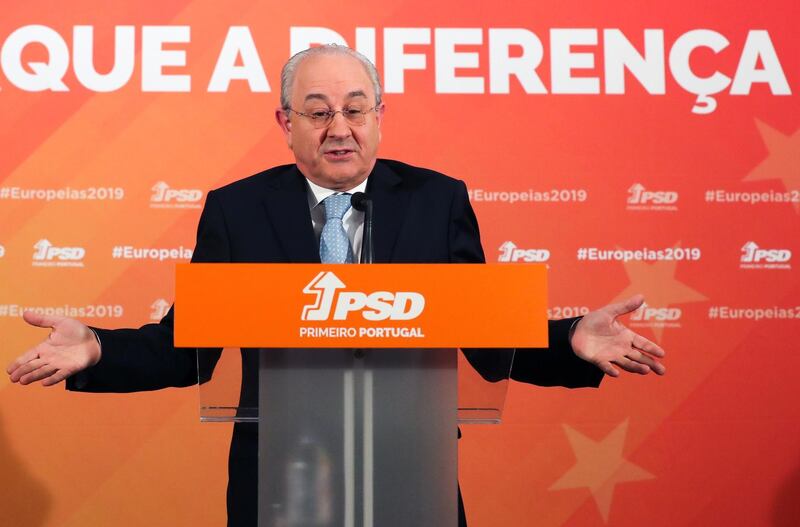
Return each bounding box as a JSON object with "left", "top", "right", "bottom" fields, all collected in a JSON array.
[{"left": 322, "top": 193, "right": 351, "bottom": 221}]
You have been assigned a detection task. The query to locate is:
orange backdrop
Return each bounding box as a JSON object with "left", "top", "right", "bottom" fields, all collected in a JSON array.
[{"left": 1, "top": 1, "right": 798, "bottom": 525}]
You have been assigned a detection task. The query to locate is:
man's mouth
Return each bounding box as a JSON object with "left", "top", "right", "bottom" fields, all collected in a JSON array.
[{"left": 324, "top": 149, "right": 355, "bottom": 160}]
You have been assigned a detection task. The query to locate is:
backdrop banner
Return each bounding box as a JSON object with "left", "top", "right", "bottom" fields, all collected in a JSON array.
[{"left": 1, "top": 1, "right": 798, "bottom": 526}]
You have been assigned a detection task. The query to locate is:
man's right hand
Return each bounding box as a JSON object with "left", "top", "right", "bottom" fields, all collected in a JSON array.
[{"left": 6, "top": 311, "right": 101, "bottom": 386}]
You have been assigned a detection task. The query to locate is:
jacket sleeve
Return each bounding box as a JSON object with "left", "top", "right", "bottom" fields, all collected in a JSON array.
[
  {"left": 67, "top": 191, "right": 229, "bottom": 393},
  {"left": 509, "top": 318, "right": 604, "bottom": 388},
  {"left": 447, "top": 180, "right": 486, "bottom": 264},
  {"left": 449, "top": 180, "right": 603, "bottom": 389}
]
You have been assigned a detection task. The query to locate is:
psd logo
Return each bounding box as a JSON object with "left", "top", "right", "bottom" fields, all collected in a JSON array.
[
  {"left": 150, "top": 182, "right": 203, "bottom": 209},
  {"left": 150, "top": 299, "right": 171, "bottom": 321},
  {"left": 301, "top": 271, "right": 425, "bottom": 321},
  {"left": 740, "top": 241, "right": 792, "bottom": 269},
  {"left": 630, "top": 302, "right": 682, "bottom": 328},
  {"left": 498, "top": 241, "right": 550, "bottom": 263},
  {"left": 627, "top": 183, "right": 678, "bottom": 211},
  {"left": 32, "top": 239, "right": 85, "bottom": 267}
]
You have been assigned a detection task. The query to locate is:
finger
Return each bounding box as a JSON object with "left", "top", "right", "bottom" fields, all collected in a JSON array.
[
  {"left": 596, "top": 361, "right": 620, "bottom": 377},
  {"left": 7, "top": 344, "right": 44, "bottom": 374},
  {"left": 11, "top": 359, "right": 49, "bottom": 384},
  {"left": 627, "top": 349, "right": 666, "bottom": 375},
  {"left": 42, "top": 369, "right": 71, "bottom": 387},
  {"left": 9, "top": 358, "right": 47, "bottom": 382},
  {"left": 631, "top": 333, "right": 666, "bottom": 358},
  {"left": 22, "top": 310, "right": 63, "bottom": 329},
  {"left": 612, "top": 356, "right": 651, "bottom": 375},
  {"left": 20, "top": 365, "right": 58, "bottom": 386},
  {"left": 6, "top": 346, "right": 47, "bottom": 382},
  {"left": 605, "top": 294, "right": 645, "bottom": 317}
]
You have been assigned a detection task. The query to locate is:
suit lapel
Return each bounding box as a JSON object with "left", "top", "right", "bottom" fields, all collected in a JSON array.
[
  {"left": 261, "top": 161, "right": 409, "bottom": 264},
  {"left": 368, "top": 161, "right": 408, "bottom": 263},
  {"left": 261, "top": 166, "right": 320, "bottom": 263}
]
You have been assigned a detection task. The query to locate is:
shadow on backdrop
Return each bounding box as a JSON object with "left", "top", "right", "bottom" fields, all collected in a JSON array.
[
  {"left": 0, "top": 409, "right": 52, "bottom": 526},
  {"left": 772, "top": 458, "right": 800, "bottom": 526}
]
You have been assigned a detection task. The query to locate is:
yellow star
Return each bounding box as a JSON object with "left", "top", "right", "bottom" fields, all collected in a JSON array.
[
  {"left": 744, "top": 120, "right": 800, "bottom": 212},
  {"left": 613, "top": 243, "right": 708, "bottom": 341},
  {"left": 550, "top": 420, "right": 654, "bottom": 523}
]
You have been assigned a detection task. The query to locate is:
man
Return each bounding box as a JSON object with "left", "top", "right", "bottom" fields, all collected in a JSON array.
[{"left": 7, "top": 45, "right": 665, "bottom": 526}]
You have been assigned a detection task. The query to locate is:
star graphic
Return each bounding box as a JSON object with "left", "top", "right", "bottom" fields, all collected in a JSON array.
[
  {"left": 612, "top": 243, "right": 708, "bottom": 341},
  {"left": 744, "top": 120, "right": 800, "bottom": 212},
  {"left": 550, "top": 420, "right": 654, "bottom": 523}
]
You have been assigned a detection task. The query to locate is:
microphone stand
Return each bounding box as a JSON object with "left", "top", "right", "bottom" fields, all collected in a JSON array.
[
  {"left": 351, "top": 192, "right": 373, "bottom": 361},
  {"left": 351, "top": 192, "right": 374, "bottom": 264}
]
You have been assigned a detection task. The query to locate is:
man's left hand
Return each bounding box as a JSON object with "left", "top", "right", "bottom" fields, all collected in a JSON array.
[{"left": 570, "top": 295, "right": 666, "bottom": 377}]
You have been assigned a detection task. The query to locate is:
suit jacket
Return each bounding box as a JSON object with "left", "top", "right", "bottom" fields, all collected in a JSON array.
[{"left": 68, "top": 159, "right": 603, "bottom": 526}]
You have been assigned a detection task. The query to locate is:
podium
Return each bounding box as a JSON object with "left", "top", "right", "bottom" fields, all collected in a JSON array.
[{"left": 175, "top": 264, "right": 548, "bottom": 527}]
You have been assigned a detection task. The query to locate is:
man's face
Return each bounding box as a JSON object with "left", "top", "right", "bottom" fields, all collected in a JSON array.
[{"left": 275, "top": 53, "right": 384, "bottom": 191}]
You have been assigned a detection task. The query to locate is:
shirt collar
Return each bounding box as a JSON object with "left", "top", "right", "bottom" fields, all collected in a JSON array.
[{"left": 304, "top": 174, "right": 369, "bottom": 211}]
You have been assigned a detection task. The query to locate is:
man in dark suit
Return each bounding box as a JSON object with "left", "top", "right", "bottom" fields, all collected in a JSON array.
[{"left": 7, "top": 45, "right": 665, "bottom": 526}]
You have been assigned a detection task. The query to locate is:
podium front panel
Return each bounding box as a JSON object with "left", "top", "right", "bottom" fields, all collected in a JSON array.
[{"left": 256, "top": 348, "right": 457, "bottom": 527}]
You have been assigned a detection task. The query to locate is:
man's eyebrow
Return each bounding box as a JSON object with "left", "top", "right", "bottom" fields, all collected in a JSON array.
[
  {"left": 303, "top": 93, "right": 330, "bottom": 103},
  {"left": 302, "top": 91, "right": 368, "bottom": 104}
]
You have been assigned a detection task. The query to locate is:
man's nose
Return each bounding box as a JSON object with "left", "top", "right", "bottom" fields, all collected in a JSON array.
[{"left": 325, "top": 111, "right": 353, "bottom": 138}]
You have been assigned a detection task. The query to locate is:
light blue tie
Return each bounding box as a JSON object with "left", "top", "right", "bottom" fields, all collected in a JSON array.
[{"left": 320, "top": 194, "right": 355, "bottom": 263}]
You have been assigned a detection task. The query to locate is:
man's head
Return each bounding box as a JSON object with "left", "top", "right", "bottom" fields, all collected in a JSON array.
[{"left": 275, "top": 45, "right": 385, "bottom": 191}]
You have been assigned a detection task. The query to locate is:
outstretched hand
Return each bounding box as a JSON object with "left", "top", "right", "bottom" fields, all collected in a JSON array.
[
  {"left": 570, "top": 295, "right": 666, "bottom": 378},
  {"left": 6, "top": 311, "right": 101, "bottom": 386}
]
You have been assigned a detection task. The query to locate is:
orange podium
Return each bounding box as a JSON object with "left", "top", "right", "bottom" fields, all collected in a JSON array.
[{"left": 175, "top": 264, "right": 548, "bottom": 527}]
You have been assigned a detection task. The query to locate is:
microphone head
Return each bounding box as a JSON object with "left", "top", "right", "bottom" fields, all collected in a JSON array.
[{"left": 351, "top": 192, "right": 371, "bottom": 211}]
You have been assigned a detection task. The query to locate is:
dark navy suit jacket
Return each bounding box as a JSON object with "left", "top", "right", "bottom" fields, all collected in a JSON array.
[{"left": 68, "top": 159, "right": 603, "bottom": 526}]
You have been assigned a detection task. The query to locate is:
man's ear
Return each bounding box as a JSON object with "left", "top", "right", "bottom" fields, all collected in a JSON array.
[
  {"left": 376, "top": 103, "right": 386, "bottom": 141},
  {"left": 376, "top": 103, "right": 386, "bottom": 127},
  {"left": 275, "top": 107, "right": 292, "bottom": 148}
]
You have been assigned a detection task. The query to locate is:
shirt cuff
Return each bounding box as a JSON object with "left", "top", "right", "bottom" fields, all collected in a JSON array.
[
  {"left": 89, "top": 327, "right": 102, "bottom": 354},
  {"left": 568, "top": 316, "right": 583, "bottom": 350}
]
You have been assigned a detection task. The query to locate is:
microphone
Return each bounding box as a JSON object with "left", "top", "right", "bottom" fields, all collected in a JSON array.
[{"left": 351, "top": 192, "right": 374, "bottom": 264}]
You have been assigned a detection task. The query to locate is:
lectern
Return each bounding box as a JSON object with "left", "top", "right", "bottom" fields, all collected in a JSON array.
[{"left": 175, "top": 264, "right": 548, "bottom": 527}]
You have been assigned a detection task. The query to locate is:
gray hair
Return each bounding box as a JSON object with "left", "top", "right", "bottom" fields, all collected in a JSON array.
[{"left": 280, "top": 44, "right": 383, "bottom": 110}]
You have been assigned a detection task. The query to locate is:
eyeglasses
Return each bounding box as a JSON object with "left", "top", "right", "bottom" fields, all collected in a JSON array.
[{"left": 286, "top": 106, "right": 379, "bottom": 129}]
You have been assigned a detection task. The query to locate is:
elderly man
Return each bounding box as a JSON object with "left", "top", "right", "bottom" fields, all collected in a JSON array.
[{"left": 8, "top": 45, "right": 665, "bottom": 526}]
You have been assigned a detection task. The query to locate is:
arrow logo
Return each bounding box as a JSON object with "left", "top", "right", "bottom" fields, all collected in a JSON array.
[{"left": 302, "top": 271, "right": 347, "bottom": 321}]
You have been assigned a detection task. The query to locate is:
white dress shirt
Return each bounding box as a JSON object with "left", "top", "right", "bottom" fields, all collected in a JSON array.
[{"left": 305, "top": 176, "right": 368, "bottom": 263}]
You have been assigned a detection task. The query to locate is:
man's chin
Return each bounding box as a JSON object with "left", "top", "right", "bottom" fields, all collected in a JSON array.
[{"left": 311, "top": 166, "right": 368, "bottom": 191}]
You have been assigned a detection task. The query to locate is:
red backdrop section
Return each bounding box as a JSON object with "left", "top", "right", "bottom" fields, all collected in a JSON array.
[{"left": 1, "top": 1, "right": 798, "bottom": 525}]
